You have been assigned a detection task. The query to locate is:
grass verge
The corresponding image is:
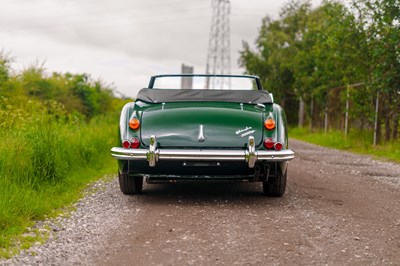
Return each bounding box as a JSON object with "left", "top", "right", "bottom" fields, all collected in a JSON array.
[
  {"left": 290, "top": 127, "right": 400, "bottom": 163},
  {"left": 0, "top": 100, "right": 118, "bottom": 258}
]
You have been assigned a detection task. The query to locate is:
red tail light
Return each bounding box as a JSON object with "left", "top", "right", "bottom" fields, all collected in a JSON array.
[
  {"left": 263, "top": 138, "right": 283, "bottom": 151},
  {"left": 263, "top": 138, "right": 275, "bottom": 149},
  {"left": 122, "top": 138, "right": 140, "bottom": 149},
  {"left": 274, "top": 142, "right": 283, "bottom": 151},
  {"left": 122, "top": 140, "right": 131, "bottom": 149},
  {"left": 130, "top": 138, "right": 140, "bottom": 148}
]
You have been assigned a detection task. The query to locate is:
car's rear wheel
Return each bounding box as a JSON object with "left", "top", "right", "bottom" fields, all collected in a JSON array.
[
  {"left": 118, "top": 170, "right": 143, "bottom": 195},
  {"left": 263, "top": 167, "right": 287, "bottom": 197}
]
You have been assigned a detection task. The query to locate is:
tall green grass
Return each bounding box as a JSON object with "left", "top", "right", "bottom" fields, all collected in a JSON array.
[
  {"left": 0, "top": 96, "right": 117, "bottom": 257},
  {"left": 290, "top": 127, "right": 400, "bottom": 163}
]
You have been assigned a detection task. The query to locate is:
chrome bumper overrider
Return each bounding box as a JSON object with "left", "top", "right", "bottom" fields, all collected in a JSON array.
[{"left": 110, "top": 135, "right": 294, "bottom": 168}]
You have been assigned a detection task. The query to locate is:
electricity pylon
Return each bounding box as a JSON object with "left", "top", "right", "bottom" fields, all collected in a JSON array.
[{"left": 205, "top": 0, "right": 231, "bottom": 89}]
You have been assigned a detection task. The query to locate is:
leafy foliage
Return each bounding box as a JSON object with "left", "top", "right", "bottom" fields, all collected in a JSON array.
[
  {"left": 239, "top": 0, "right": 400, "bottom": 143},
  {"left": 0, "top": 57, "right": 117, "bottom": 119}
]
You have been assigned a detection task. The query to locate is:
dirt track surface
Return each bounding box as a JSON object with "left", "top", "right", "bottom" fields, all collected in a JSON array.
[{"left": 89, "top": 139, "right": 400, "bottom": 266}]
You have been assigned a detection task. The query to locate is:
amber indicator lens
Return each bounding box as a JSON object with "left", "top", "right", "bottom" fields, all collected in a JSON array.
[
  {"left": 129, "top": 118, "right": 140, "bottom": 130},
  {"left": 264, "top": 118, "right": 275, "bottom": 130},
  {"left": 130, "top": 138, "right": 140, "bottom": 148}
]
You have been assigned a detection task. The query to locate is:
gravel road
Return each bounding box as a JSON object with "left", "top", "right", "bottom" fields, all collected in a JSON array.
[{"left": 2, "top": 139, "right": 400, "bottom": 265}]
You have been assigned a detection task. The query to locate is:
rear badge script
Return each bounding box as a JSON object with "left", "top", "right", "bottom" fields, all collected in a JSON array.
[{"left": 236, "top": 127, "right": 256, "bottom": 138}]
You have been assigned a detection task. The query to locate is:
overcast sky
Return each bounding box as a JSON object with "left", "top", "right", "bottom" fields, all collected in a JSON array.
[{"left": 1, "top": 0, "right": 321, "bottom": 97}]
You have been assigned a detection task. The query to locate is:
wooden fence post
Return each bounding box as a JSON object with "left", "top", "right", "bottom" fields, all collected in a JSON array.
[
  {"left": 344, "top": 86, "right": 349, "bottom": 138},
  {"left": 310, "top": 97, "right": 314, "bottom": 132},
  {"left": 373, "top": 90, "right": 380, "bottom": 146}
]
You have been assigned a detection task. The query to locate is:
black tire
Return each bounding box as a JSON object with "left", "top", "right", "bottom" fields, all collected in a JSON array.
[
  {"left": 118, "top": 170, "right": 143, "bottom": 195},
  {"left": 263, "top": 168, "right": 287, "bottom": 197}
]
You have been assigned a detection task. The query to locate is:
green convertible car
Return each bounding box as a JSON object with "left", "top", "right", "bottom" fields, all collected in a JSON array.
[{"left": 111, "top": 74, "right": 294, "bottom": 196}]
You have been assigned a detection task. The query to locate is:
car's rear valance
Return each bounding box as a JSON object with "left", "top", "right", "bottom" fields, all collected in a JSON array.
[{"left": 136, "top": 88, "right": 273, "bottom": 104}]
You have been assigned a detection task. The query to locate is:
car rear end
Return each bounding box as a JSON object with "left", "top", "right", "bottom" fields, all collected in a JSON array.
[{"left": 111, "top": 74, "right": 294, "bottom": 196}]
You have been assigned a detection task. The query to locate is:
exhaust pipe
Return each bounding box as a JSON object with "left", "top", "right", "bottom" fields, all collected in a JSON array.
[
  {"left": 263, "top": 164, "right": 270, "bottom": 182},
  {"left": 253, "top": 165, "right": 261, "bottom": 181}
]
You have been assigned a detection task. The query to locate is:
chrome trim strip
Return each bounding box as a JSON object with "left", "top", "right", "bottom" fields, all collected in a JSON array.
[{"left": 111, "top": 147, "right": 294, "bottom": 166}]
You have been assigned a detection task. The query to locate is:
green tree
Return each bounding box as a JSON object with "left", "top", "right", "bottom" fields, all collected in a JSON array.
[
  {"left": 239, "top": 0, "right": 399, "bottom": 140},
  {"left": 353, "top": 0, "right": 400, "bottom": 142},
  {"left": 239, "top": 0, "right": 312, "bottom": 124},
  {"left": 69, "top": 74, "right": 113, "bottom": 118},
  {"left": 291, "top": 1, "right": 370, "bottom": 129}
]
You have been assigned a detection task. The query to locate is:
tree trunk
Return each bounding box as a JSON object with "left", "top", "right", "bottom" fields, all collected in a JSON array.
[
  {"left": 383, "top": 93, "right": 394, "bottom": 142},
  {"left": 324, "top": 105, "right": 328, "bottom": 134},
  {"left": 393, "top": 106, "right": 399, "bottom": 140},
  {"left": 373, "top": 91, "right": 381, "bottom": 145},
  {"left": 298, "top": 97, "right": 304, "bottom": 128},
  {"left": 385, "top": 114, "right": 391, "bottom": 142},
  {"left": 280, "top": 95, "right": 286, "bottom": 109}
]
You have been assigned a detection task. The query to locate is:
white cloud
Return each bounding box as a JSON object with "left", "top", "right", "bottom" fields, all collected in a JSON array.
[{"left": 1, "top": 0, "right": 321, "bottom": 97}]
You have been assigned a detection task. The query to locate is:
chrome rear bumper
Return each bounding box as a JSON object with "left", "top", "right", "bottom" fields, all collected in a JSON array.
[{"left": 111, "top": 135, "right": 294, "bottom": 168}]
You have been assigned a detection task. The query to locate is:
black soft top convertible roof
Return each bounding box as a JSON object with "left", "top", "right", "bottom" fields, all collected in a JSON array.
[{"left": 136, "top": 88, "right": 273, "bottom": 104}]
